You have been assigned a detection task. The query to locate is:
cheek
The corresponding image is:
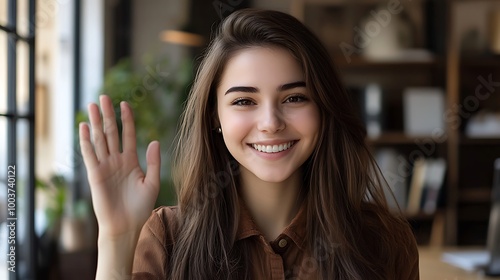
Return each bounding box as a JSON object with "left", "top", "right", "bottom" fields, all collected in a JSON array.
[
  {"left": 286, "top": 107, "right": 320, "bottom": 137},
  {"left": 222, "top": 111, "right": 251, "bottom": 127},
  {"left": 220, "top": 111, "right": 254, "bottom": 141}
]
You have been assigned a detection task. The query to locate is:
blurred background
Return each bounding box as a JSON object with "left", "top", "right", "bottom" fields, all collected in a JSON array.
[{"left": 1, "top": 0, "right": 499, "bottom": 279}]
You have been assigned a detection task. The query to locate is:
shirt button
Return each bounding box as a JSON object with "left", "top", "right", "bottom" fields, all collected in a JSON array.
[{"left": 278, "top": 238, "right": 288, "bottom": 248}]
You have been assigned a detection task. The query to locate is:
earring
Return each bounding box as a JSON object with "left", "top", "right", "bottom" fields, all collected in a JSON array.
[{"left": 217, "top": 127, "right": 222, "bottom": 133}]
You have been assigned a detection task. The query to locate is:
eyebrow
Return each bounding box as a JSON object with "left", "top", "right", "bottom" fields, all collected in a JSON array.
[{"left": 224, "top": 81, "right": 306, "bottom": 95}]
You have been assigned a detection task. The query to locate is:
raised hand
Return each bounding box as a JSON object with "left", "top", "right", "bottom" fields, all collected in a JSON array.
[{"left": 79, "top": 95, "right": 161, "bottom": 239}]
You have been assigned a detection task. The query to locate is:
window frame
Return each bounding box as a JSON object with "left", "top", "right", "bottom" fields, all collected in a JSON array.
[{"left": 1, "top": 0, "right": 36, "bottom": 279}]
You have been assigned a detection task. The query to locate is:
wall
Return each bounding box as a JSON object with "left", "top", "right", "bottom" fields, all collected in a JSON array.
[
  {"left": 252, "top": 0, "right": 292, "bottom": 12},
  {"left": 132, "top": 0, "right": 189, "bottom": 68}
]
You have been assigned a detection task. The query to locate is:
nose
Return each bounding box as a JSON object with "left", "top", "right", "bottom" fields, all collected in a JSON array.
[{"left": 257, "top": 105, "right": 286, "bottom": 133}]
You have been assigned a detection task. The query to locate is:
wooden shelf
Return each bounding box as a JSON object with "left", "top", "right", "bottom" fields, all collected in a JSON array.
[
  {"left": 367, "top": 132, "right": 447, "bottom": 145},
  {"left": 460, "top": 137, "right": 500, "bottom": 145},
  {"left": 460, "top": 55, "right": 500, "bottom": 68},
  {"left": 458, "top": 187, "right": 492, "bottom": 203}
]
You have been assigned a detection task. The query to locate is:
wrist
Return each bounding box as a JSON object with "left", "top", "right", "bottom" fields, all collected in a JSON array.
[
  {"left": 98, "top": 229, "right": 142, "bottom": 246},
  {"left": 96, "top": 231, "right": 142, "bottom": 280}
]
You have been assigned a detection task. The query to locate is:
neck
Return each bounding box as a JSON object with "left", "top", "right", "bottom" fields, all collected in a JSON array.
[{"left": 238, "top": 167, "right": 303, "bottom": 242}]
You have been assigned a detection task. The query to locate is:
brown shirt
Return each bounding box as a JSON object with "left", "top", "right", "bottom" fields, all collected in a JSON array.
[{"left": 132, "top": 202, "right": 419, "bottom": 279}]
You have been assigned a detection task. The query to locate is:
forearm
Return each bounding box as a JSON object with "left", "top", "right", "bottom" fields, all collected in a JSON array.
[{"left": 96, "top": 231, "right": 141, "bottom": 280}]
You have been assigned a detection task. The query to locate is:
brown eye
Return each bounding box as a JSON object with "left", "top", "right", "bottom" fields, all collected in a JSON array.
[
  {"left": 232, "top": 98, "right": 255, "bottom": 106},
  {"left": 284, "top": 95, "right": 307, "bottom": 103}
]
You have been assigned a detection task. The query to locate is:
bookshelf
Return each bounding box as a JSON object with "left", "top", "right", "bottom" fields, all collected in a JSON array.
[{"left": 287, "top": 0, "right": 500, "bottom": 246}]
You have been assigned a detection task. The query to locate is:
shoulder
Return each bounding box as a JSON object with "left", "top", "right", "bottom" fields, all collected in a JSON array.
[
  {"left": 132, "top": 206, "right": 179, "bottom": 279},
  {"left": 140, "top": 206, "right": 179, "bottom": 245},
  {"left": 148, "top": 206, "right": 179, "bottom": 234}
]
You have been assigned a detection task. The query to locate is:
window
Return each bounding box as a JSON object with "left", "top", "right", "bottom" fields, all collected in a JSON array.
[{"left": 0, "top": 0, "right": 37, "bottom": 279}]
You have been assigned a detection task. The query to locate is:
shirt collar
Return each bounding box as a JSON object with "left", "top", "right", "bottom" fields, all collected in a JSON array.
[{"left": 235, "top": 196, "right": 308, "bottom": 250}]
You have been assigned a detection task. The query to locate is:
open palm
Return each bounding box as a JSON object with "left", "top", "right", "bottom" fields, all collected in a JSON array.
[{"left": 79, "top": 95, "right": 161, "bottom": 238}]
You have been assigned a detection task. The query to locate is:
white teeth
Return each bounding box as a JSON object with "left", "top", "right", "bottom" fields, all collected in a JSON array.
[{"left": 251, "top": 141, "right": 295, "bottom": 153}]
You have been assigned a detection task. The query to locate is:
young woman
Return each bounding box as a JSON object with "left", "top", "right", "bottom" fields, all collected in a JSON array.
[{"left": 79, "top": 8, "right": 419, "bottom": 280}]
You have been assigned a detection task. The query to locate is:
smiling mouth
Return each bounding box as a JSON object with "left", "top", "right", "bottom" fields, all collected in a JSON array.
[{"left": 250, "top": 141, "right": 297, "bottom": 153}]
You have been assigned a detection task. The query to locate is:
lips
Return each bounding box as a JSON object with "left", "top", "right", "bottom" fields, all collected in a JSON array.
[{"left": 250, "top": 141, "right": 297, "bottom": 153}]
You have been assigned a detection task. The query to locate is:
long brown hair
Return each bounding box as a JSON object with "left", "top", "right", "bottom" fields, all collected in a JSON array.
[{"left": 170, "top": 8, "right": 415, "bottom": 279}]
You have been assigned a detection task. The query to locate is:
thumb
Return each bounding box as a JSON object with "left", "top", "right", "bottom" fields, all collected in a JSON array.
[{"left": 144, "top": 140, "right": 161, "bottom": 190}]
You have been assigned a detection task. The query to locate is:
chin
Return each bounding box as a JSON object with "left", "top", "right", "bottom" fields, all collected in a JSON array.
[
  {"left": 253, "top": 170, "right": 293, "bottom": 184},
  {"left": 258, "top": 177, "right": 287, "bottom": 184}
]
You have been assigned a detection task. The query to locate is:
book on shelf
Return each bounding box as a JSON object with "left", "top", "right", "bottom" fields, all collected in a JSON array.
[
  {"left": 403, "top": 87, "right": 445, "bottom": 137},
  {"left": 407, "top": 158, "right": 427, "bottom": 216},
  {"left": 406, "top": 157, "right": 447, "bottom": 216},
  {"left": 374, "top": 148, "right": 407, "bottom": 211},
  {"left": 364, "top": 84, "right": 383, "bottom": 139},
  {"left": 421, "top": 158, "right": 447, "bottom": 214},
  {"left": 349, "top": 84, "right": 384, "bottom": 139}
]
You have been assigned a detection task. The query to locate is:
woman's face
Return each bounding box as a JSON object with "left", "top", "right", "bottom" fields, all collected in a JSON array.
[{"left": 216, "top": 46, "right": 320, "bottom": 183}]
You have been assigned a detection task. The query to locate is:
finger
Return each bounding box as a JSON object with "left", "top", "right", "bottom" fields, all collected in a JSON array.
[
  {"left": 100, "top": 95, "right": 120, "bottom": 153},
  {"left": 79, "top": 122, "right": 98, "bottom": 167},
  {"left": 88, "top": 102, "right": 109, "bottom": 159},
  {"left": 144, "top": 141, "right": 161, "bottom": 191},
  {"left": 121, "top": 101, "right": 137, "bottom": 154}
]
